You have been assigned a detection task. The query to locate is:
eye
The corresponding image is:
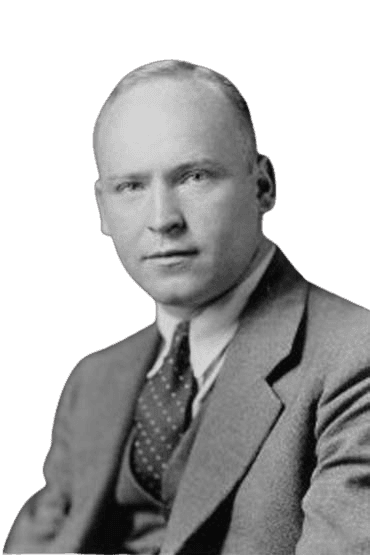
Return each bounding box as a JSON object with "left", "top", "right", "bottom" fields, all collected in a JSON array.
[
  {"left": 181, "top": 169, "right": 210, "bottom": 184},
  {"left": 115, "top": 181, "right": 144, "bottom": 193}
]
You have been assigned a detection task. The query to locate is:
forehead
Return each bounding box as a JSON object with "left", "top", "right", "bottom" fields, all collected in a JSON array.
[{"left": 95, "top": 77, "right": 246, "bottom": 176}]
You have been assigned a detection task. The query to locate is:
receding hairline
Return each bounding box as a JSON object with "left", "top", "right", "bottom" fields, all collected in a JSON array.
[{"left": 93, "top": 60, "right": 258, "bottom": 166}]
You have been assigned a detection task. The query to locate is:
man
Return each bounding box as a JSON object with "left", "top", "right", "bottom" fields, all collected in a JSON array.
[{"left": 4, "top": 60, "right": 370, "bottom": 554}]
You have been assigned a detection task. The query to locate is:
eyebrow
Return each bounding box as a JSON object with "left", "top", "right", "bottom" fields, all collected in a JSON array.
[
  {"left": 106, "top": 172, "right": 149, "bottom": 183},
  {"left": 168, "top": 159, "right": 229, "bottom": 180},
  {"left": 106, "top": 158, "right": 229, "bottom": 184}
]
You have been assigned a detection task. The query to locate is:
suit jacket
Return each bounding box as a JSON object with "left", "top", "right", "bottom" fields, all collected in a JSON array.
[{"left": 5, "top": 249, "right": 370, "bottom": 555}]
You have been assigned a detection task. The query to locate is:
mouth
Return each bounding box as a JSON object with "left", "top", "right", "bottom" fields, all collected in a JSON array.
[{"left": 143, "top": 248, "right": 199, "bottom": 260}]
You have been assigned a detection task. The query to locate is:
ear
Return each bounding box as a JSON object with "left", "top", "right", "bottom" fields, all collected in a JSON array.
[
  {"left": 94, "top": 179, "right": 111, "bottom": 236},
  {"left": 255, "top": 154, "right": 276, "bottom": 214}
]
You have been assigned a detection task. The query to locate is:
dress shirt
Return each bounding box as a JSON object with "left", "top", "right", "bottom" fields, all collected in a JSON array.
[{"left": 148, "top": 245, "right": 276, "bottom": 417}]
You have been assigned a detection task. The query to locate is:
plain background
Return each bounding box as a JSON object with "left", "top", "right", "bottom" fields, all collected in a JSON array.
[{"left": 1, "top": 1, "right": 369, "bottom": 545}]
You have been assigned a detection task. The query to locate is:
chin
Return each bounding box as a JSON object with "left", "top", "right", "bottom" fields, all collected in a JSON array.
[{"left": 145, "top": 283, "right": 203, "bottom": 309}]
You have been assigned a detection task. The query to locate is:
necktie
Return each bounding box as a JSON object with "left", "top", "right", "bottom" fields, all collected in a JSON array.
[{"left": 131, "top": 320, "right": 197, "bottom": 499}]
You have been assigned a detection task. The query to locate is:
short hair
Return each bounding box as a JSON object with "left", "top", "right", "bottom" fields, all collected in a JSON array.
[{"left": 94, "top": 59, "right": 258, "bottom": 168}]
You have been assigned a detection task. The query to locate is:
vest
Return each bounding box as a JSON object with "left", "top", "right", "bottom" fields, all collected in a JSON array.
[{"left": 114, "top": 400, "right": 209, "bottom": 554}]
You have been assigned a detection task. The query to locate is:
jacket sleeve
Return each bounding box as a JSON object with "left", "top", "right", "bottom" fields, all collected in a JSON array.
[
  {"left": 4, "top": 363, "right": 82, "bottom": 554},
  {"left": 296, "top": 355, "right": 370, "bottom": 554}
]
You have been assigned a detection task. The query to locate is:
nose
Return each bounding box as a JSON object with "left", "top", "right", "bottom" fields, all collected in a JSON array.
[{"left": 147, "top": 180, "right": 186, "bottom": 236}]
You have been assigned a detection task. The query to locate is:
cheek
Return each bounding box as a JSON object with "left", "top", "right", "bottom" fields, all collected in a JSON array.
[
  {"left": 106, "top": 199, "right": 138, "bottom": 235},
  {"left": 108, "top": 212, "right": 142, "bottom": 261},
  {"left": 188, "top": 188, "right": 257, "bottom": 250}
]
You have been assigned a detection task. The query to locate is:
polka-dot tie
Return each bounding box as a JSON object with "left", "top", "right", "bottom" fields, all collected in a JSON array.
[{"left": 131, "top": 320, "right": 197, "bottom": 500}]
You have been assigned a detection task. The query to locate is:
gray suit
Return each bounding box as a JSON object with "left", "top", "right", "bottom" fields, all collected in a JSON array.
[{"left": 5, "top": 249, "right": 370, "bottom": 554}]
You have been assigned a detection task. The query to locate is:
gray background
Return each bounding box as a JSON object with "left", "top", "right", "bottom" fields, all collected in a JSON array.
[{"left": 1, "top": 0, "right": 369, "bottom": 545}]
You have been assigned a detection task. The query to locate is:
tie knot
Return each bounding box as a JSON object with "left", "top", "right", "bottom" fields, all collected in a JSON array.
[
  {"left": 168, "top": 320, "right": 190, "bottom": 356},
  {"left": 173, "top": 320, "right": 190, "bottom": 342},
  {"left": 163, "top": 320, "right": 191, "bottom": 373}
]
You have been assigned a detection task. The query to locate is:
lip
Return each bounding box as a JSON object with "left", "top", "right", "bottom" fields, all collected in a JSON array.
[{"left": 143, "top": 248, "right": 199, "bottom": 260}]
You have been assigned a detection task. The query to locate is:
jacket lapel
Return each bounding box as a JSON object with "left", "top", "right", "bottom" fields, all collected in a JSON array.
[
  {"left": 76, "top": 324, "right": 161, "bottom": 498},
  {"left": 162, "top": 251, "right": 309, "bottom": 554}
]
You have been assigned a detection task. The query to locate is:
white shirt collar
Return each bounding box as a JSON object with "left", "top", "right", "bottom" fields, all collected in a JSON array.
[{"left": 155, "top": 245, "right": 276, "bottom": 381}]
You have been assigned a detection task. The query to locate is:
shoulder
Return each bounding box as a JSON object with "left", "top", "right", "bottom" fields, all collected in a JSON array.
[
  {"left": 306, "top": 284, "right": 370, "bottom": 357},
  {"left": 59, "top": 323, "right": 158, "bottom": 408},
  {"left": 80, "top": 323, "right": 157, "bottom": 370},
  {"left": 300, "top": 285, "right": 370, "bottom": 409}
]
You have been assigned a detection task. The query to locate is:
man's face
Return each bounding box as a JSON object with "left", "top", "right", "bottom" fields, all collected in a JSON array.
[{"left": 95, "top": 77, "right": 265, "bottom": 313}]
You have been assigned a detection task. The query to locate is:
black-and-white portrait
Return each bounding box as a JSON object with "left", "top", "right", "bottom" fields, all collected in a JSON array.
[
  {"left": 2, "top": 4, "right": 370, "bottom": 554},
  {"left": 5, "top": 55, "right": 370, "bottom": 555}
]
